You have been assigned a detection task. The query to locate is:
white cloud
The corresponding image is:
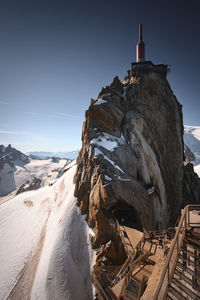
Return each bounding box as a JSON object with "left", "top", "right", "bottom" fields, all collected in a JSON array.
[
  {"left": 51, "top": 112, "right": 80, "bottom": 121},
  {"left": 0, "top": 101, "right": 8, "bottom": 105},
  {"left": 24, "top": 111, "right": 39, "bottom": 116},
  {"left": 0, "top": 130, "right": 32, "bottom": 135},
  {"left": 35, "top": 136, "right": 45, "bottom": 141},
  {"left": 23, "top": 111, "right": 80, "bottom": 121},
  {"left": 0, "top": 130, "right": 44, "bottom": 141}
]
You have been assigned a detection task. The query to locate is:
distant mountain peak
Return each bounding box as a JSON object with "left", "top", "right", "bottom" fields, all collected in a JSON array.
[
  {"left": 184, "top": 125, "right": 200, "bottom": 165},
  {"left": 0, "top": 144, "right": 29, "bottom": 166},
  {"left": 26, "top": 150, "right": 79, "bottom": 160}
]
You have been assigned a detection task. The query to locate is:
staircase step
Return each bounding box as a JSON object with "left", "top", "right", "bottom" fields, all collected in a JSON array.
[
  {"left": 181, "top": 247, "right": 198, "bottom": 259},
  {"left": 174, "top": 268, "right": 193, "bottom": 286},
  {"left": 125, "top": 289, "right": 137, "bottom": 297},
  {"left": 168, "top": 285, "right": 188, "bottom": 300},
  {"left": 177, "top": 261, "right": 200, "bottom": 279},
  {"left": 186, "top": 236, "right": 200, "bottom": 246},
  {"left": 178, "top": 253, "right": 200, "bottom": 271},
  {"left": 171, "top": 277, "right": 199, "bottom": 299},
  {"left": 124, "top": 293, "right": 137, "bottom": 300}
]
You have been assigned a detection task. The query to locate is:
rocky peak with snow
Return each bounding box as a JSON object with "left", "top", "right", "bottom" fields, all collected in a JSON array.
[
  {"left": 184, "top": 144, "right": 195, "bottom": 164},
  {"left": 0, "top": 144, "right": 29, "bottom": 169},
  {"left": 74, "top": 73, "right": 188, "bottom": 265},
  {"left": 0, "top": 145, "right": 71, "bottom": 198},
  {"left": 184, "top": 125, "right": 200, "bottom": 165}
]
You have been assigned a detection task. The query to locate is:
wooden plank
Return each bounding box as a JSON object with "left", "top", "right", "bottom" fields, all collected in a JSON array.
[
  {"left": 171, "top": 277, "right": 199, "bottom": 300},
  {"left": 178, "top": 253, "right": 200, "bottom": 271},
  {"left": 168, "top": 285, "right": 188, "bottom": 300},
  {"left": 174, "top": 268, "right": 194, "bottom": 287},
  {"left": 181, "top": 247, "right": 198, "bottom": 259},
  {"left": 176, "top": 261, "right": 200, "bottom": 279}
]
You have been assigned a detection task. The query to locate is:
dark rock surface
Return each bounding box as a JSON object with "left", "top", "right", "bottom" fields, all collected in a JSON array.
[
  {"left": 184, "top": 144, "right": 195, "bottom": 164},
  {"left": 74, "top": 73, "right": 188, "bottom": 265},
  {"left": 182, "top": 163, "right": 200, "bottom": 207}
]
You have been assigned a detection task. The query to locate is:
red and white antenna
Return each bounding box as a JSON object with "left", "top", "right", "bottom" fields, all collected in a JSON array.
[{"left": 136, "top": 24, "right": 145, "bottom": 62}]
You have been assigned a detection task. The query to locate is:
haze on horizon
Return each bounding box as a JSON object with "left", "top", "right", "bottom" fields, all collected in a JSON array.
[{"left": 0, "top": 0, "right": 199, "bottom": 153}]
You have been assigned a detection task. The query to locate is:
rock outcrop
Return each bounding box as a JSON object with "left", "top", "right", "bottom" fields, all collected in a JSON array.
[
  {"left": 184, "top": 126, "right": 200, "bottom": 165},
  {"left": 182, "top": 163, "right": 200, "bottom": 206},
  {"left": 0, "top": 144, "right": 30, "bottom": 196},
  {"left": 16, "top": 177, "right": 42, "bottom": 194},
  {"left": 74, "top": 72, "right": 185, "bottom": 265},
  {"left": 184, "top": 144, "right": 195, "bottom": 164}
]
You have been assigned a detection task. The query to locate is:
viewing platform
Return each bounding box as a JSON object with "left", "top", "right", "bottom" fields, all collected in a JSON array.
[
  {"left": 92, "top": 205, "right": 200, "bottom": 300},
  {"left": 123, "top": 61, "right": 170, "bottom": 85}
]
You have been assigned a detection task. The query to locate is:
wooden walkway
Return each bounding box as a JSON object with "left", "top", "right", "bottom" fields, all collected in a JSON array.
[{"left": 153, "top": 205, "right": 200, "bottom": 300}]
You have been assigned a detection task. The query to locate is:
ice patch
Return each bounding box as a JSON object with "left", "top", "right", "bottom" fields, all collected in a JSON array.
[
  {"left": 105, "top": 175, "right": 112, "bottom": 181},
  {"left": 93, "top": 147, "right": 124, "bottom": 173},
  {"left": 90, "top": 132, "right": 125, "bottom": 152},
  {"left": 94, "top": 98, "right": 106, "bottom": 105}
]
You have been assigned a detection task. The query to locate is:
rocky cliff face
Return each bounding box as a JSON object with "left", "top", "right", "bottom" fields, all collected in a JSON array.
[{"left": 74, "top": 73, "right": 185, "bottom": 264}]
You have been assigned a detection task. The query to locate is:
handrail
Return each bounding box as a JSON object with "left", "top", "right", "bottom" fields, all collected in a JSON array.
[
  {"left": 137, "top": 275, "right": 145, "bottom": 299},
  {"left": 153, "top": 205, "right": 200, "bottom": 299},
  {"left": 115, "top": 233, "right": 144, "bottom": 280},
  {"left": 120, "top": 252, "right": 148, "bottom": 296},
  {"left": 92, "top": 273, "right": 117, "bottom": 300}
]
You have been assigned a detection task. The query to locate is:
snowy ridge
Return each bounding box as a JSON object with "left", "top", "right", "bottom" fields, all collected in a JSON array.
[
  {"left": 184, "top": 125, "right": 200, "bottom": 166},
  {"left": 91, "top": 132, "right": 126, "bottom": 175},
  {"left": 27, "top": 150, "right": 79, "bottom": 160},
  {"left": 0, "top": 162, "right": 95, "bottom": 300},
  {"left": 90, "top": 132, "right": 125, "bottom": 151},
  {"left": 0, "top": 157, "right": 70, "bottom": 200}
]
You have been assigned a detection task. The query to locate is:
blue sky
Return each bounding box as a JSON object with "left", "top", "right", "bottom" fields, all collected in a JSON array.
[{"left": 0, "top": 0, "right": 200, "bottom": 153}]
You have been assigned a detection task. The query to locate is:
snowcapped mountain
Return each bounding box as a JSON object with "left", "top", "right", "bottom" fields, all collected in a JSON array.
[
  {"left": 184, "top": 125, "right": 200, "bottom": 177},
  {"left": 27, "top": 150, "right": 79, "bottom": 160},
  {"left": 184, "top": 125, "right": 200, "bottom": 165},
  {"left": 0, "top": 162, "right": 95, "bottom": 300},
  {"left": 0, "top": 144, "right": 71, "bottom": 199}
]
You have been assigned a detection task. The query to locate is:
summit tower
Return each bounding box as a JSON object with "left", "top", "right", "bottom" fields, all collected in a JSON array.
[{"left": 136, "top": 24, "right": 145, "bottom": 62}]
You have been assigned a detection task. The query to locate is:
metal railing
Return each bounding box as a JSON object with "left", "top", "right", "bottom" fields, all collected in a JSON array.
[{"left": 153, "top": 205, "right": 200, "bottom": 300}]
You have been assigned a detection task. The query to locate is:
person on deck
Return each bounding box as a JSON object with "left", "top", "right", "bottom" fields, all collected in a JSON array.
[
  {"left": 149, "top": 231, "right": 153, "bottom": 242},
  {"left": 134, "top": 247, "right": 139, "bottom": 259},
  {"left": 158, "top": 237, "right": 163, "bottom": 248}
]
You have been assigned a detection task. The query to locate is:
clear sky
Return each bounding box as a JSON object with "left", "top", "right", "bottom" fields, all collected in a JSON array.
[{"left": 0, "top": 0, "right": 199, "bottom": 153}]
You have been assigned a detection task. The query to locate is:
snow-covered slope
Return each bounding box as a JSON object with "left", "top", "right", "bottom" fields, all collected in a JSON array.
[
  {"left": 14, "top": 158, "right": 68, "bottom": 188},
  {"left": 0, "top": 162, "right": 95, "bottom": 300},
  {"left": 184, "top": 125, "right": 200, "bottom": 166},
  {"left": 27, "top": 150, "right": 79, "bottom": 160},
  {"left": 0, "top": 150, "right": 70, "bottom": 200}
]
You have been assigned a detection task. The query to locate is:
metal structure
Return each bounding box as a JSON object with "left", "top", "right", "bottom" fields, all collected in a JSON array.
[{"left": 136, "top": 24, "right": 145, "bottom": 62}]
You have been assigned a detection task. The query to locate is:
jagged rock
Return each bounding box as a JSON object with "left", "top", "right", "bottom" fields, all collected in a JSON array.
[
  {"left": 184, "top": 126, "right": 200, "bottom": 165},
  {"left": 184, "top": 144, "right": 195, "bottom": 164},
  {"left": 51, "top": 156, "right": 60, "bottom": 163},
  {"left": 0, "top": 144, "right": 29, "bottom": 171},
  {"left": 0, "top": 144, "right": 30, "bottom": 196},
  {"left": 74, "top": 72, "right": 187, "bottom": 265},
  {"left": 16, "top": 177, "right": 42, "bottom": 194},
  {"left": 182, "top": 163, "right": 200, "bottom": 206}
]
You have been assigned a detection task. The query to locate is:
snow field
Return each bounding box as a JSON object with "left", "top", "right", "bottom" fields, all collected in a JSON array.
[{"left": 0, "top": 162, "right": 96, "bottom": 300}]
